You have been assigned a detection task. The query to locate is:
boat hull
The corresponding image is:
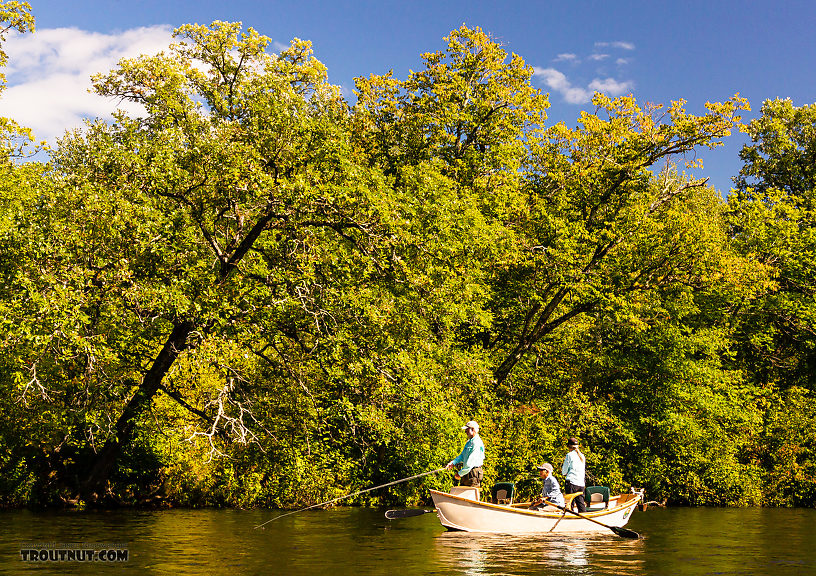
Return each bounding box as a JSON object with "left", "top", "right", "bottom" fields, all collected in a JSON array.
[{"left": 429, "top": 489, "right": 641, "bottom": 534}]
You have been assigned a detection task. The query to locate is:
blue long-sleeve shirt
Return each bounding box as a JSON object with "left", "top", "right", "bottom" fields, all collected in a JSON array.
[
  {"left": 450, "top": 435, "right": 485, "bottom": 476},
  {"left": 541, "top": 475, "right": 565, "bottom": 506}
]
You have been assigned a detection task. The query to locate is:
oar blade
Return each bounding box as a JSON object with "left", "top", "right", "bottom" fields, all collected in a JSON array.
[
  {"left": 385, "top": 508, "right": 434, "bottom": 520},
  {"left": 611, "top": 526, "right": 640, "bottom": 539}
]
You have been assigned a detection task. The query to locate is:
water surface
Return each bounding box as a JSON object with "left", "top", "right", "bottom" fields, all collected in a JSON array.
[{"left": 2, "top": 506, "right": 814, "bottom": 575}]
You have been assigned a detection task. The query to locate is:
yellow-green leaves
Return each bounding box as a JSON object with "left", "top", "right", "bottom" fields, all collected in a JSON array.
[
  {"left": 0, "top": 1, "right": 35, "bottom": 158},
  {"left": 355, "top": 24, "right": 548, "bottom": 193},
  {"left": 7, "top": 20, "right": 814, "bottom": 508},
  {"left": 0, "top": 0, "right": 34, "bottom": 94}
]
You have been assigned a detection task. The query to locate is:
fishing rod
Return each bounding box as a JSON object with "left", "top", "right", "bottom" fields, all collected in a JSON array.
[{"left": 254, "top": 467, "right": 446, "bottom": 529}]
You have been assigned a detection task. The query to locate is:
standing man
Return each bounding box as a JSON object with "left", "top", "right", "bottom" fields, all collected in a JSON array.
[
  {"left": 446, "top": 420, "right": 485, "bottom": 487},
  {"left": 561, "top": 436, "right": 586, "bottom": 512}
]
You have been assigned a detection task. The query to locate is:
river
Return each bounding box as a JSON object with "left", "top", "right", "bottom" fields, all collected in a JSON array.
[{"left": 2, "top": 505, "right": 814, "bottom": 575}]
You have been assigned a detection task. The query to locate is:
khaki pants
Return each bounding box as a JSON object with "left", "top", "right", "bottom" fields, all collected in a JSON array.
[{"left": 458, "top": 466, "right": 483, "bottom": 487}]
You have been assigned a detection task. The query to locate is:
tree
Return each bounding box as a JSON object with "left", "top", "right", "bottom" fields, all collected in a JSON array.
[
  {"left": 0, "top": 0, "right": 51, "bottom": 506},
  {"left": 487, "top": 94, "right": 750, "bottom": 385},
  {"left": 353, "top": 28, "right": 750, "bottom": 387},
  {"left": 347, "top": 28, "right": 763, "bottom": 505},
  {"left": 727, "top": 98, "right": 816, "bottom": 506},
  {"left": 4, "top": 21, "right": 400, "bottom": 501},
  {"left": 352, "top": 24, "right": 549, "bottom": 371},
  {"left": 0, "top": 1, "right": 34, "bottom": 95},
  {"left": 0, "top": 1, "right": 35, "bottom": 158},
  {"left": 729, "top": 98, "right": 816, "bottom": 391},
  {"left": 4, "top": 19, "right": 795, "bottom": 508}
]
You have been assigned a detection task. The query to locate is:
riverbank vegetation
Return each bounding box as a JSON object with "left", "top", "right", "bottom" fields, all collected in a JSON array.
[{"left": 1, "top": 5, "right": 814, "bottom": 508}]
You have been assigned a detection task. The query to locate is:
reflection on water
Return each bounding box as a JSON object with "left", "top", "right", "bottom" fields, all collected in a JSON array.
[
  {"left": 433, "top": 531, "right": 646, "bottom": 576},
  {"left": 0, "top": 506, "right": 814, "bottom": 575}
]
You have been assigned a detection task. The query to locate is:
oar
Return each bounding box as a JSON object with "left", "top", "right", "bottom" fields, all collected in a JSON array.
[
  {"left": 384, "top": 508, "right": 436, "bottom": 520},
  {"left": 545, "top": 499, "right": 640, "bottom": 539},
  {"left": 255, "top": 467, "right": 446, "bottom": 529},
  {"left": 548, "top": 502, "right": 569, "bottom": 532}
]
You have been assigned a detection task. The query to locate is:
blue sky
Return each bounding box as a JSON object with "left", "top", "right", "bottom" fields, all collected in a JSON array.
[{"left": 3, "top": 0, "right": 816, "bottom": 193}]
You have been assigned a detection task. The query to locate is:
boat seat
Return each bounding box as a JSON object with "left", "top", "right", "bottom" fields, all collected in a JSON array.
[
  {"left": 541, "top": 492, "right": 581, "bottom": 511},
  {"left": 449, "top": 486, "right": 480, "bottom": 501},
  {"left": 491, "top": 482, "right": 515, "bottom": 505},
  {"left": 584, "top": 486, "right": 610, "bottom": 511}
]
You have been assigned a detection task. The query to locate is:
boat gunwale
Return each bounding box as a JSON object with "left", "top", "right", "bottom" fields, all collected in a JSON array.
[{"left": 429, "top": 488, "right": 641, "bottom": 520}]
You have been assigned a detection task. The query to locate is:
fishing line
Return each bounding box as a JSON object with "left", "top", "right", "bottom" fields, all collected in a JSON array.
[
  {"left": 254, "top": 467, "right": 446, "bottom": 529},
  {"left": 585, "top": 470, "right": 601, "bottom": 485}
]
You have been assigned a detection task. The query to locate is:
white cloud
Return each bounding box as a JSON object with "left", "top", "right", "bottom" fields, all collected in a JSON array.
[
  {"left": 2, "top": 25, "right": 173, "bottom": 144},
  {"left": 588, "top": 77, "right": 634, "bottom": 94},
  {"left": 554, "top": 53, "right": 579, "bottom": 63},
  {"left": 596, "top": 41, "right": 635, "bottom": 51},
  {"left": 534, "top": 67, "right": 634, "bottom": 105},
  {"left": 533, "top": 67, "right": 590, "bottom": 105},
  {"left": 271, "top": 41, "right": 290, "bottom": 53},
  {"left": 534, "top": 37, "right": 636, "bottom": 105}
]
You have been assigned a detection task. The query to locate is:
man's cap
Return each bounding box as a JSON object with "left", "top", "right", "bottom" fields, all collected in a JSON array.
[
  {"left": 462, "top": 420, "right": 479, "bottom": 431},
  {"left": 537, "top": 462, "right": 554, "bottom": 472}
]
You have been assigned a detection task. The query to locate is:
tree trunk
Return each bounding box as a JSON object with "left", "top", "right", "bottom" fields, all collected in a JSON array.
[
  {"left": 493, "top": 291, "right": 595, "bottom": 385},
  {"left": 81, "top": 320, "right": 195, "bottom": 500}
]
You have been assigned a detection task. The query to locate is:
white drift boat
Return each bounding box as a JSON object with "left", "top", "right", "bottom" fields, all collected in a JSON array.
[{"left": 429, "top": 486, "right": 642, "bottom": 534}]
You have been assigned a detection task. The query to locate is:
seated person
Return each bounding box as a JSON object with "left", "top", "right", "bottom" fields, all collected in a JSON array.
[{"left": 529, "top": 462, "right": 565, "bottom": 510}]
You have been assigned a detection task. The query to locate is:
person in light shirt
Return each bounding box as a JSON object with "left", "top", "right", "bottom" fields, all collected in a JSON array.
[
  {"left": 561, "top": 436, "right": 586, "bottom": 512},
  {"left": 446, "top": 420, "right": 485, "bottom": 487},
  {"left": 529, "top": 462, "right": 565, "bottom": 510}
]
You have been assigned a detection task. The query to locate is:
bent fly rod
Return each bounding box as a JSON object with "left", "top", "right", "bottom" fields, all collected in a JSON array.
[{"left": 254, "top": 467, "right": 446, "bottom": 529}]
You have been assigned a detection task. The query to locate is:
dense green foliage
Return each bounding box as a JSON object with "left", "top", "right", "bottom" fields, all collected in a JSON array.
[{"left": 0, "top": 10, "right": 813, "bottom": 508}]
